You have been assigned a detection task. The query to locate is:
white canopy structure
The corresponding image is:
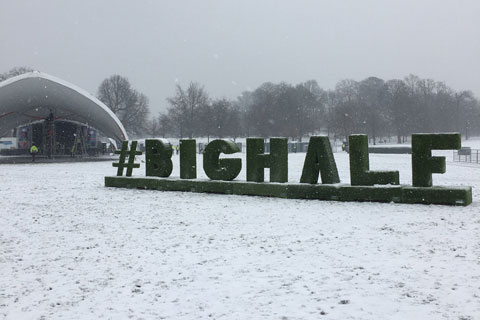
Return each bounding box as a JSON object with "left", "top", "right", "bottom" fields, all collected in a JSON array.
[{"left": 0, "top": 71, "right": 128, "bottom": 143}]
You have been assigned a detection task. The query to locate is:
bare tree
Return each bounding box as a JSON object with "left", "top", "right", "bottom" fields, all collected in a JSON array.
[
  {"left": 166, "top": 82, "right": 209, "bottom": 138},
  {"left": 145, "top": 118, "right": 161, "bottom": 138},
  {"left": 358, "top": 77, "right": 385, "bottom": 145},
  {"left": 330, "top": 79, "right": 360, "bottom": 141},
  {"left": 97, "top": 75, "right": 150, "bottom": 137},
  {"left": 455, "top": 91, "right": 477, "bottom": 140},
  {"left": 383, "top": 79, "right": 411, "bottom": 143},
  {"left": 122, "top": 91, "right": 150, "bottom": 136},
  {"left": 198, "top": 98, "right": 237, "bottom": 140}
]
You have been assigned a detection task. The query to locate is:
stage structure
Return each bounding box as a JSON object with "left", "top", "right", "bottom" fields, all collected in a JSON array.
[{"left": 0, "top": 72, "right": 127, "bottom": 157}]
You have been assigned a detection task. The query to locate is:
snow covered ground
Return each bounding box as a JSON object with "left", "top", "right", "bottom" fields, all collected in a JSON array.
[{"left": 1, "top": 145, "right": 480, "bottom": 319}]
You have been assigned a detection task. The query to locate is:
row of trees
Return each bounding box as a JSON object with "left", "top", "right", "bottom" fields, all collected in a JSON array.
[
  {"left": 151, "top": 80, "right": 327, "bottom": 141},
  {"left": 151, "top": 83, "right": 242, "bottom": 140},
  {"left": 2, "top": 67, "right": 480, "bottom": 142},
  {"left": 327, "top": 75, "right": 480, "bottom": 143},
  {"left": 156, "top": 75, "right": 480, "bottom": 143},
  {"left": 97, "top": 78, "right": 243, "bottom": 139}
]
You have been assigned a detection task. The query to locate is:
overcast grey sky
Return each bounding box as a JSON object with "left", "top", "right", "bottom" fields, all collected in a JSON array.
[{"left": 1, "top": 0, "right": 480, "bottom": 115}]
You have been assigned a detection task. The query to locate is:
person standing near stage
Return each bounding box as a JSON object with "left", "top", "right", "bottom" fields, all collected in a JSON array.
[{"left": 30, "top": 144, "right": 39, "bottom": 162}]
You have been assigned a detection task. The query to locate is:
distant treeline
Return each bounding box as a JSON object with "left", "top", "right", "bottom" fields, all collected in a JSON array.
[
  {"left": 2, "top": 67, "right": 479, "bottom": 143},
  {"left": 153, "top": 75, "right": 480, "bottom": 143}
]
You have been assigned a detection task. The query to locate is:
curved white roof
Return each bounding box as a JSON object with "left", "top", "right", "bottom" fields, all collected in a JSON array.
[{"left": 0, "top": 71, "right": 128, "bottom": 142}]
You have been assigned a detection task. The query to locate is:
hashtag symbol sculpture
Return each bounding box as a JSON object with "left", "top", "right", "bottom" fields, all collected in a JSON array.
[{"left": 113, "top": 140, "right": 143, "bottom": 176}]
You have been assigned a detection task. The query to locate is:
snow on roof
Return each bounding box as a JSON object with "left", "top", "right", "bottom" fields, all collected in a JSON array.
[{"left": 0, "top": 71, "right": 128, "bottom": 142}]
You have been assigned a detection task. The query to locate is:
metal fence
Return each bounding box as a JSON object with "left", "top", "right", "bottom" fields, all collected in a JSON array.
[{"left": 453, "top": 147, "right": 480, "bottom": 163}]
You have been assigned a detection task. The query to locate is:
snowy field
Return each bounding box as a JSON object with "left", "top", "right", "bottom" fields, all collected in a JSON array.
[{"left": 1, "top": 143, "right": 480, "bottom": 319}]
